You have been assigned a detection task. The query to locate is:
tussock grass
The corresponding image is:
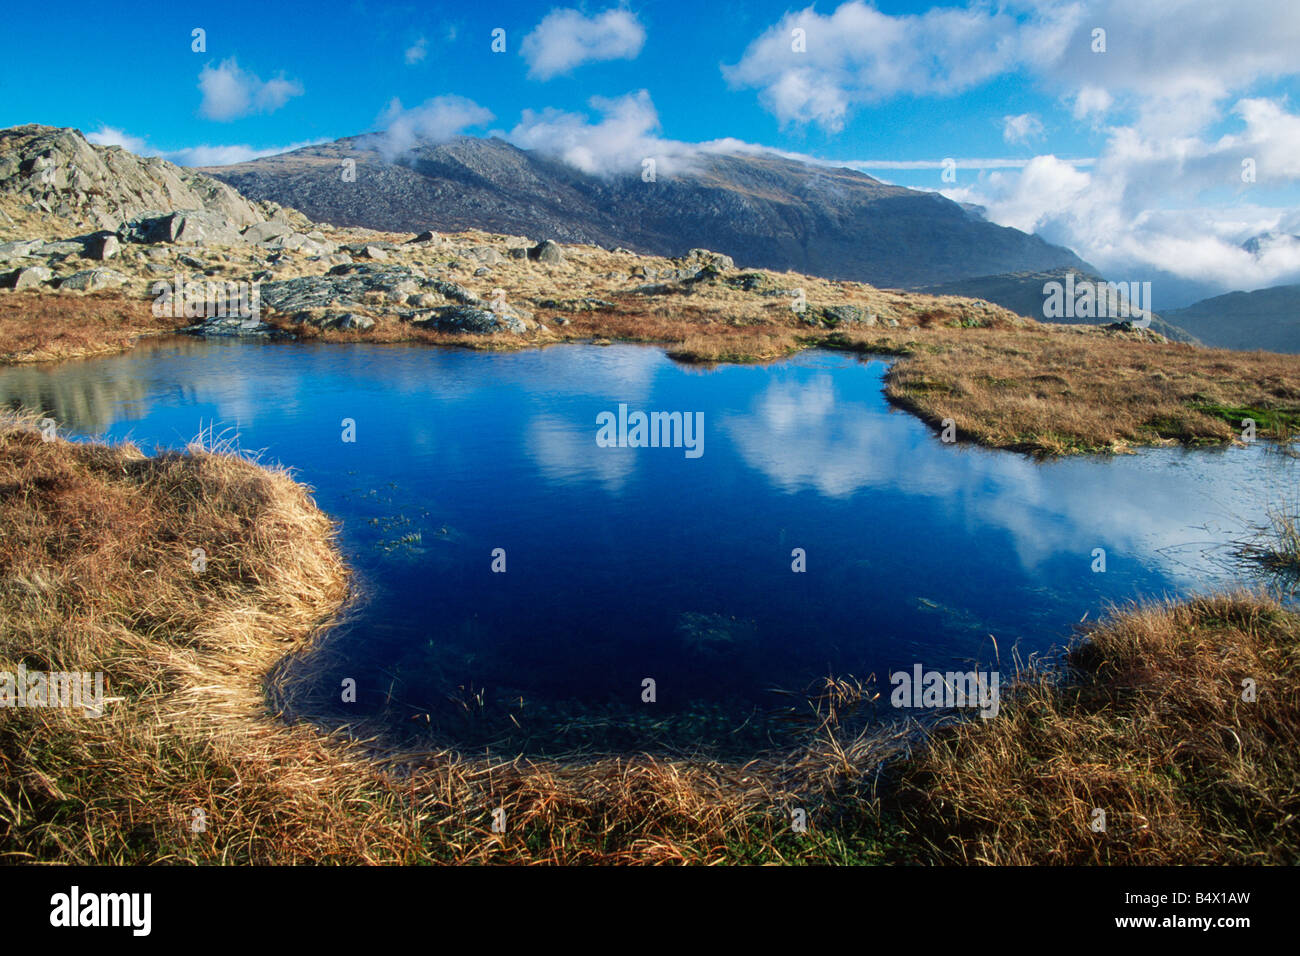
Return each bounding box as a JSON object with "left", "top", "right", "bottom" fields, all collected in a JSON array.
[{"left": 890, "top": 592, "right": 1300, "bottom": 864}]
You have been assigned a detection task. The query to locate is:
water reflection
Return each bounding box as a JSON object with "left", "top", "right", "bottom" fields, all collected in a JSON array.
[{"left": 1, "top": 338, "right": 1292, "bottom": 753}]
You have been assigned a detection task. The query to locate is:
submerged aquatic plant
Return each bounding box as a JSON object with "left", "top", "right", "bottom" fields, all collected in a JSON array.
[{"left": 1234, "top": 501, "right": 1300, "bottom": 585}]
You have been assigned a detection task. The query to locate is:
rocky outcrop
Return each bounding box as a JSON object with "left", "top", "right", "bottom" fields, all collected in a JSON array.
[
  {"left": 0, "top": 125, "right": 286, "bottom": 237},
  {"left": 412, "top": 305, "right": 526, "bottom": 334},
  {"left": 118, "top": 209, "right": 248, "bottom": 246}
]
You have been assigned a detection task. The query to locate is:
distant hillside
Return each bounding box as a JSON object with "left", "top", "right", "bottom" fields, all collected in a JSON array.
[
  {"left": 919, "top": 269, "right": 1198, "bottom": 344},
  {"left": 1163, "top": 284, "right": 1300, "bottom": 353},
  {"left": 204, "top": 134, "right": 1094, "bottom": 290}
]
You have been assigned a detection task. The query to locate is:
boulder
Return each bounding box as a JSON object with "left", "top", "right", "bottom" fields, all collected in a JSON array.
[
  {"left": 411, "top": 305, "right": 526, "bottom": 335},
  {"left": 686, "top": 248, "right": 735, "bottom": 271},
  {"left": 461, "top": 245, "right": 505, "bottom": 266},
  {"left": 5, "top": 265, "right": 53, "bottom": 289},
  {"left": 118, "top": 209, "right": 246, "bottom": 246},
  {"left": 528, "top": 239, "right": 564, "bottom": 264},
  {"left": 821, "top": 304, "right": 874, "bottom": 326},
  {"left": 242, "top": 220, "right": 294, "bottom": 243},
  {"left": 192, "top": 315, "right": 273, "bottom": 337},
  {"left": 59, "top": 268, "right": 126, "bottom": 291},
  {"left": 337, "top": 312, "right": 375, "bottom": 331},
  {"left": 0, "top": 238, "right": 43, "bottom": 261},
  {"left": 87, "top": 234, "right": 120, "bottom": 260}
]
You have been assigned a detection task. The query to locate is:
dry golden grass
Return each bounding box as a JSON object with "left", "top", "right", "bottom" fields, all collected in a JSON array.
[
  {"left": 0, "top": 290, "right": 184, "bottom": 364},
  {"left": 869, "top": 324, "right": 1300, "bottom": 454},
  {"left": 892, "top": 592, "right": 1300, "bottom": 864}
]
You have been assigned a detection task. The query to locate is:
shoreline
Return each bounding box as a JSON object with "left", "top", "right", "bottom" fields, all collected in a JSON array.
[{"left": 3, "top": 287, "right": 1298, "bottom": 457}]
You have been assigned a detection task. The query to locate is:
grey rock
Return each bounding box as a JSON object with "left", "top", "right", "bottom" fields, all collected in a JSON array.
[
  {"left": 686, "top": 248, "right": 735, "bottom": 271},
  {"left": 87, "top": 234, "right": 120, "bottom": 260},
  {"left": 118, "top": 209, "right": 245, "bottom": 246},
  {"left": 59, "top": 268, "right": 126, "bottom": 291},
  {"left": 258, "top": 264, "right": 482, "bottom": 315},
  {"left": 242, "top": 220, "right": 293, "bottom": 243},
  {"left": 191, "top": 315, "right": 274, "bottom": 337},
  {"left": 337, "top": 312, "right": 374, "bottom": 331},
  {"left": 820, "top": 304, "right": 873, "bottom": 326},
  {"left": 261, "top": 231, "right": 335, "bottom": 257},
  {"left": 460, "top": 245, "right": 505, "bottom": 266},
  {"left": 36, "top": 240, "right": 87, "bottom": 257},
  {"left": 5, "top": 265, "right": 53, "bottom": 289},
  {"left": 529, "top": 239, "right": 564, "bottom": 264},
  {"left": 0, "top": 125, "right": 269, "bottom": 237},
  {"left": 0, "top": 238, "right": 44, "bottom": 260},
  {"left": 410, "top": 305, "right": 526, "bottom": 334}
]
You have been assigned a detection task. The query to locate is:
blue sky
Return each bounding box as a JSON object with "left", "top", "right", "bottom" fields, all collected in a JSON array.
[
  {"left": 2, "top": 0, "right": 1089, "bottom": 172},
  {"left": 3, "top": 0, "right": 1299, "bottom": 297}
]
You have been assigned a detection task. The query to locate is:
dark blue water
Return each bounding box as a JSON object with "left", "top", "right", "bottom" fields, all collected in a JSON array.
[{"left": 3, "top": 337, "right": 1293, "bottom": 753}]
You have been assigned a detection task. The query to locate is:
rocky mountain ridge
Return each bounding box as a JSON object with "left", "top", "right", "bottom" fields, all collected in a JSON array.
[{"left": 204, "top": 133, "right": 1095, "bottom": 290}]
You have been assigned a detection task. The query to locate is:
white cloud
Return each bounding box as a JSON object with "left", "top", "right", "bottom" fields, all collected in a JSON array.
[
  {"left": 723, "top": 1, "right": 1081, "bottom": 131},
  {"left": 198, "top": 58, "right": 303, "bottom": 121},
  {"left": 506, "top": 90, "right": 698, "bottom": 177},
  {"left": 726, "top": 0, "right": 1300, "bottom": 133},
  {"left": 374, "top": 95, "right": 495, "bottom": 159},
  {"left": 1070, "top": 85, "right": 1114, "bottom": 122},
  {"left": 85, "top": 126, "right": 149, "bottom": 154},
  {"left": 84, "top": 124, "right": 322, "bottom": 167},
  {"left": 520, "top": 8, "right": 645, "bottom": 81},
  {"left": 404, "top": 37, "right": 427, "bottom": 65},
  {"left": 166, "top": 141, "right": 323, "bottom": 167},
  {"left": 719, "top": 1, "right": 1300, "bottom": 294},
  {"left": 1002, "top": 113, "right": 1045, "bottom": 145},
  {"left": 938, "top": 95, "right": 1300, "bottom": 292}
]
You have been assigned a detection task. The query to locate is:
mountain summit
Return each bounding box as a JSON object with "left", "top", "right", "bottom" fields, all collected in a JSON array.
[{"left": 204, "top": 135, "right": 1092, "bottom": 290}]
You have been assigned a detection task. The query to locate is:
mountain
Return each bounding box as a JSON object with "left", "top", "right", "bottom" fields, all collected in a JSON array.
[
  {"left": 1162, "top": 284, "right": 1300, "bottom": 353},
  {"left": 203, "top": 134, "right": 1094, "bottom": 290},
  {"left": 918, "top": 268, "right": 1198, "bottom": 344}
]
